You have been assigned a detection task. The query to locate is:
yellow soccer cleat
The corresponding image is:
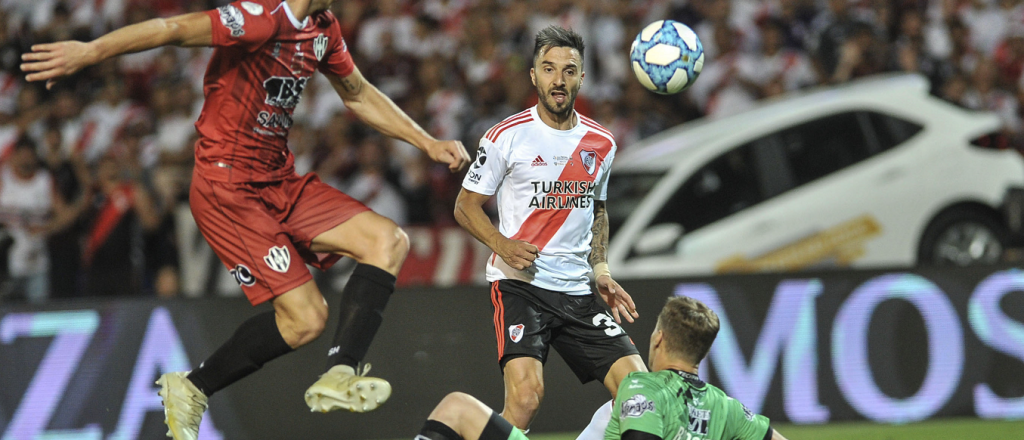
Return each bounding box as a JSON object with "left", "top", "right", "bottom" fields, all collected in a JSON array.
[
  {"left": 157, "top": 372, "right": 208, "bottom": 440},
  {"left": 304, "top": 364, "right": 392, "bottom": 413}
]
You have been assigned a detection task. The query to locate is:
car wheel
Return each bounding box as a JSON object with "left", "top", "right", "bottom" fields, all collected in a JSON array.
[{"left": 918, "top": 209, "right": 1008, "bottom": 266}]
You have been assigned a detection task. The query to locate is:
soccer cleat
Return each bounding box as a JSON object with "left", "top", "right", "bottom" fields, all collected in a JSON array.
[
  {"left": 157, "top": 372, "right": 208, "bottom": 440},
  {"left": 304, "top": 363, "right": 392, "bottom": 413}
]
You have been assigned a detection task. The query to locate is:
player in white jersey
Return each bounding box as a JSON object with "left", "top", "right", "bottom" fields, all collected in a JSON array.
[{"left": 455, "top": 25, "right": 647, "bottom": 433}]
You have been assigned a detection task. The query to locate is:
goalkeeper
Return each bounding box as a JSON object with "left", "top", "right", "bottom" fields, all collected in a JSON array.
[{"left": 413, "top": 295, "right": 788, "bottom": 440}]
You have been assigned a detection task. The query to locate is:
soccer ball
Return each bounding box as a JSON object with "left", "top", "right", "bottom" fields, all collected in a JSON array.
[{"left": 630, "top": 20, "right": 704, "bottom": 95}]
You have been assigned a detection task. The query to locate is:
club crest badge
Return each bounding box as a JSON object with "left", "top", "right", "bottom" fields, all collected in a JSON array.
[
  {"left": 264, "top": 245, "right": 291, "bottom": 273},
  {"left": 509, "top": 324, "right": 525, "bottom": 343},
  {"left": 579, "top": 150, "right": 597, "bottom": 175},
  {"left": 313, "top": 34, "right": 328, "bottom": 61}
]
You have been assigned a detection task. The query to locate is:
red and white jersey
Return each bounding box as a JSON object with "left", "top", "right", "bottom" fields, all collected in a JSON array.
[
  {"left": 197, "top": 0, "right": 355, "bottom": 183},
  {"left": 463, "top": 106, "right": 616, "bottom": 294}
]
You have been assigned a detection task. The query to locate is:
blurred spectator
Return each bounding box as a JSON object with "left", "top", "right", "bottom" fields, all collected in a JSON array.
[
  {"left": 0, "top": 137, "right": 87, "bottom": 303},
  {"left": 690, "top": 25, "right": 757, "bottom": 117},
  {"left": 357, "top": 0, "right": 416, "bottom": 61},
  {"left": 82, "top": 152, "right": 161, "bottom": 297},
  {"left": 737, "top": 18, "right": 819, "bottom": 99},
  {"left": 963, "top": 58, "right": 1020, "bottom": 134},
  {"left": 338, "top": 134, "right": 407, "bottom": 225}
]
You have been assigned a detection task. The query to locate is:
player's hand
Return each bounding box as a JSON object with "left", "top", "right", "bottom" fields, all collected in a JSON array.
[
  {"left": 494, "top": 237, "right": 539, "bottom": 270},
  {"left": 597, "top": 275, "right": 638, "bottom": 324},
  {"left": 424, "top": 139, "right": 471, "bottom": 173},
  {"left": 22, "top": 41, "right": 97, "bottom": 89}
]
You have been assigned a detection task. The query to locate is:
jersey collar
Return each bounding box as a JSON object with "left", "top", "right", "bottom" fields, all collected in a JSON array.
[
  {"left": 670, "top": 369, "right": 704, "bottom": 386},
  {"left": 529, "top": 105, "right": 585, "bottom": 137},
  {"left": 280, "top": 1, "right": 310, "bottom": 30}
]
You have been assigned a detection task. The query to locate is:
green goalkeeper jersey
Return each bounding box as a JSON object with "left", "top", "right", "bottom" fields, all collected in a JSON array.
[{"left": 605, "top": 370, "right": 772, "bottom": 440}]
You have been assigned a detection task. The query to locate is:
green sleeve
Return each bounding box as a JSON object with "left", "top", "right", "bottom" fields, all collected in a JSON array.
[
  {"left": 722, "top": 397, "right": 771, "bottom": 440},
  {"left": 508, "top": 426, "right": 530, "bottom": 440},
  {"left": 610, "top": 373, "right": 665, "bottom": 439}
]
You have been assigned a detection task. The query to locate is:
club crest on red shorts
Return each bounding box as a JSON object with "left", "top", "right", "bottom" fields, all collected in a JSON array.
[{"left": 509, "top": 324, "right": 525, "bottom": 343}]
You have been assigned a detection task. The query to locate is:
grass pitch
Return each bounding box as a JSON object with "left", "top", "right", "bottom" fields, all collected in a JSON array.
[{"left": 527, "top": 418, "right": 1024, "bottom": 440}]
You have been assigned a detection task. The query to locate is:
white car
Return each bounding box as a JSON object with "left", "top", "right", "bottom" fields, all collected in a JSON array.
[{"left": 606, "top": 74, "right": 1024, "bottom": 279}]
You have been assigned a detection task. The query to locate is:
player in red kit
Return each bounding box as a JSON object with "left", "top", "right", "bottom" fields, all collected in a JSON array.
[{"left": 22, "top": 0, "right": 470, "bottom": 439}]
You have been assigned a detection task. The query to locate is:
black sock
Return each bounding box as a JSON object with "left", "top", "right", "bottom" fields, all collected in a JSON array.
[
  {"left": 187, "top": 311, "right": 293, "bottom": 396},
  {"left": 326, "top": 263, "right": 396, "bottom": 368},
  {"left": 416, "top": 420, "right": 463, "bottom": 440},
  {"left": 480, "top": 412, "right": 516, "bottom": 440}
]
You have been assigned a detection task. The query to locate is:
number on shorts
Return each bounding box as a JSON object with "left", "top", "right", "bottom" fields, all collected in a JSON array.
[{"left": 593, "top": 313, "right": 624, "bottom": 336}]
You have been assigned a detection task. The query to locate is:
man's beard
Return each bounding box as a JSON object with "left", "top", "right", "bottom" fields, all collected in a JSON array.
[{"left": 538, "top": 85, "right": 575, "bottom": 118}]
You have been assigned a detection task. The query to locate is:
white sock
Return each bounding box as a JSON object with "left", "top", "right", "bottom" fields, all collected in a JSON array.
[{"left": 576, "top": 400, "right": 613, "bottom": 440}]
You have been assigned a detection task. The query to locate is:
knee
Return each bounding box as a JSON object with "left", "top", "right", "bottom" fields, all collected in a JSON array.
[
  {"left": 368, "top": 223, "right": 409, "bottom": 271},
  {"left": 278, "top": 302, "right": 328, "bottom": 346},
  {"left": 508, "top": 376, "right": 544, "bottom": 413},
  {"left": 431, "top": 392, "right": 477, "bottom": 427}
]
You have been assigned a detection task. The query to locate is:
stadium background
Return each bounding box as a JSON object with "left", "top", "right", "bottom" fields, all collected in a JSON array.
[{"left": 2, "top": 0, "right": 1024, "bottom": 438}]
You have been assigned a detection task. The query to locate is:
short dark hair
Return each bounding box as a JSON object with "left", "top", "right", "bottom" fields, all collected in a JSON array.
[
  {"left": 533, "top": 25, "right": 585, "bottom": 65},
  {"left": 657, "top": 296, "right": 720, "bottom": 364}
]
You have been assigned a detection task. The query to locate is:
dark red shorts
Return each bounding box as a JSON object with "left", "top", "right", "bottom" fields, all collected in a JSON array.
[{"left": 190, "top": 170, "right": 370, "bottom": 305}]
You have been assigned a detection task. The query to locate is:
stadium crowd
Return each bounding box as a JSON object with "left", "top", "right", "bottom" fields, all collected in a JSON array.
[{"left": 0, "top": 0, "right": 1022, "bottom": 302}]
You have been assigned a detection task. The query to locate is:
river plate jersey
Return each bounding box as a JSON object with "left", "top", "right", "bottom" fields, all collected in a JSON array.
[
  {"left": 198, "top": 0, "right": 354, "bottom": 183},
  {"left": 606, "top": 370, "right": 772, "bottom": 440},
  {"left": 462, "top": 106, "right": 616, "bottom": 294}
]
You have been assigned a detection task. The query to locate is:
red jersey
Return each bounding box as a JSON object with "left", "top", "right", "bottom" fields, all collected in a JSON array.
[{"left": 197, "top": 0, "right": 354, "bottom": 183}]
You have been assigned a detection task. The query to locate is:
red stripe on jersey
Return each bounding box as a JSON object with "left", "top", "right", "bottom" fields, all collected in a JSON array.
[
  {"left": 485, "top": 111, "right": 532, "bottom": 142},
  {"left": 489, "top": 118, "right": 533, "bottom": 143},
  {"left": 484, "top": 113, "right": 525, "bottom": 141},
  {"left": 510, "top": 131, "right": 613, "bottom": 250},
  {"left": 579, "top": 116, "right": 615, "bottom": 140}
]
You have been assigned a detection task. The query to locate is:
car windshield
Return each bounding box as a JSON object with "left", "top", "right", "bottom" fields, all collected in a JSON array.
[{"left": 606, "top": 171, "right": 666, "bottom": 237}]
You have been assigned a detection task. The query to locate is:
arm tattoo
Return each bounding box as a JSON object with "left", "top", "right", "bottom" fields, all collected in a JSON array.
[
  {"left": 589, "top": 200, "right": 609, "bottom": 267},
  {"left": 341, "top": 77, "right": 362, "bottom": 95}
]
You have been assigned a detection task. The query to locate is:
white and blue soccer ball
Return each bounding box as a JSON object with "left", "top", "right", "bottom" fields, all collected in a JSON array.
[{"left": 630, "top": 20, "right": 704, "bottom": 95}]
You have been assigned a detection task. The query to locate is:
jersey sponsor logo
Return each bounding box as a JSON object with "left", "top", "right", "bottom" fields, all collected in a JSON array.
[
  {"left": 240, "top": 1, "right": 263, "bottom": 15},
  {"left": 313, "top": 33, "right": 328, "bottom": 61},
  {"left": 742, "top": 404, "right": 755, "bottom": 421},
  {"left": 257, "top": 111, "right": 293, "bottom": 129},
  {"left": 687, "top": 405, "right": 711, "bottom": 435},
  {"left": 472, "top": 146, "right": 487, "bottom": 169},
  {"left": 580, "top": 149, "right": 597, "bottom": 175},
  {"left": 263, "top": 76, "right": 309, "bottom": 108},
  {"left": 230, "top": 264, "right": 256, "bottom": 286},
  {"left": 467, "top": 171, "right": 482, "bottom": 185},
  {"left": 217, "top": 5, "right": 245, "bottom": 37},
  {"left": 528, "top": 180, "right": 596, "bottom": 210},
  {"left": 264, "top": 246, "right": 291, "bottom": 273},
  {"left": 553, "top": 155, "right": 570, "bottom": 166},
  {"left": 532, "top": 155, "right": 547, "bottom": 166},
  {"left": 621, "top": 394, "right": 655, "bottom": 418},
  {"left": 509, "top": 324, "right": 524, "bottom": 343}
]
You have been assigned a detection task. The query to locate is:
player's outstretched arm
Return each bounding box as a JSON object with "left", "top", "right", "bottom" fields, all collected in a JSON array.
[
  {"left": 591, "top": 201, "right": 638, "bottom": 324},
  {"left": 454, "top": 188, "right": 538, "bottom": 270},
  {"left": 326, "top": 69, "right": 470, "bottom": 173},
  {"left": 22, "top": 12, "right": 212, "bottom": 89}
]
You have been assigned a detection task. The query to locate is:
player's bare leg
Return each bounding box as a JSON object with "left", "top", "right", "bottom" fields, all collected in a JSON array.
[
  {"left": 158, "top": 281, "right": 326, "bottom": 439},
  {"left": 304, "top": 211, "right": 409, "bottom": 413},
  {"left": 601, "top": 354, "right": 647, "bottom": 396},
  {"left": 417, "top": 392, "right": 528, "bottom": 440},
  {"left": 575, "top": 354, "right": 647, "bottom": 440},
  {"left": 500, "top": 357, "right": 545, "bottom": 430}
]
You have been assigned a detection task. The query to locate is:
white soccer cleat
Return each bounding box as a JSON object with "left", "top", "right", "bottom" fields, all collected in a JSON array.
[
  {"left": 156, "top": 372, "right": 208, "bottom": 440},
  {"left": 304, "top": 363, "right": 392, "bottom": 413}
]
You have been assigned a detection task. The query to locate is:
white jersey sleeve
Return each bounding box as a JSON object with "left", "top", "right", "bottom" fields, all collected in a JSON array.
[
  {"left": 462, "top": 136, "right": 509, "bottom": 196},
  {"left": 594, "top": 148, "right": 615, "bottom": 201}
]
